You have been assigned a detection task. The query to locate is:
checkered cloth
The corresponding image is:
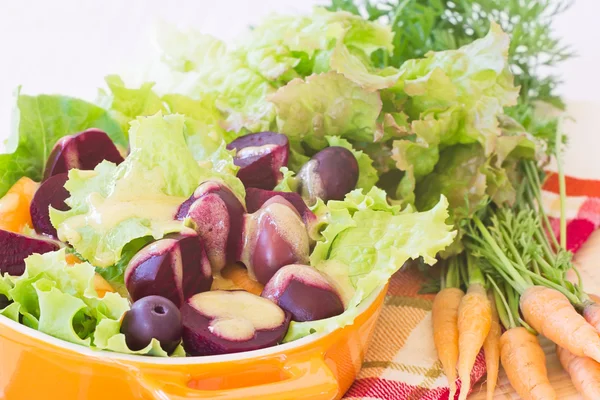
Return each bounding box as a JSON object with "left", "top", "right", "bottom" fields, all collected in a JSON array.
[{"left": 343, "top": 174, "right": 600, "bottom": 400}]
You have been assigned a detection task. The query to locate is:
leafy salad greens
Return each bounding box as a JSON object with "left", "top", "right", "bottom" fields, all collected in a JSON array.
[{"left": 0, "top": 5, "right": 551, "bottom": 357}]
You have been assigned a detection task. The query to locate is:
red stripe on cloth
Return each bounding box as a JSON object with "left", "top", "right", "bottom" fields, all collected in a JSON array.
[
  {"left": 543, "top": 173, "right": 600, "bottom": 197},
  {"left": 346, "top": 353, "right": 486, "bottom": 400}
]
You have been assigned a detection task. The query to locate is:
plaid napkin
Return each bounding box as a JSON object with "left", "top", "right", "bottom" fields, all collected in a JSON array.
[{"left": 343, "top": 174, "right": 600, "bottom": 400}]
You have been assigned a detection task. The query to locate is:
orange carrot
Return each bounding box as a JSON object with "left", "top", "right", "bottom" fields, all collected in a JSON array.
[
  {"left": 432, "top": 287, "right": 464, "bottom": 399},
  {"left": 483, "top": 292, "right": 501, "bottom": 400},
  {"left": 500, "top": 327, "right": 556, "bottom": 400},
  {"left": 557, "top": 345, "right": 600, "bottom": 400},
  {"left": 0, "top": 177, "right": 38, "bottom": 233},
  {"left": 457, "top": 282, "right": 492, "bottom": 400},
  {"left": 93, "top": 274, "right": 115, "bottom": 298},
  {"left": 221, "top": 264, "right": 264, "bottom": 296},
  {"left": 65, "top": 253, "right": 84, "bottom": 265},
  {"left": 520, "top": 285, "right": 600, "bottom": 363}
]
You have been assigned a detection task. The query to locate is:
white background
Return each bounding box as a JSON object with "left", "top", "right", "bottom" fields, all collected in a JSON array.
[{"left": 0, "top": 0, "right": 598, "bottom": 177}]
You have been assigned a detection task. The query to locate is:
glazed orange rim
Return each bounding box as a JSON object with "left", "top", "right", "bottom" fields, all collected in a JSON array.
[{"left": 0, "top": 283, "right": 385, "bottom": 364}]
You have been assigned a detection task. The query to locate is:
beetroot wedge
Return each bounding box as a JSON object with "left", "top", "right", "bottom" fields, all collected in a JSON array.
[
  {"left": 0, "top": 229, "right": 60, "bottom": 276},
  {"left": 226, "top": 132, "right": 289, "bottom": 190},
  {"left": 30, "top": 173, "right": 70, "bottom": 238},
  {"left": 43, "top": 129, "right": 124, "bottom": 180}
]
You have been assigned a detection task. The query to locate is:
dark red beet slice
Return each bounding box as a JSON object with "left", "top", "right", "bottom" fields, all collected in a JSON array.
[
  {"left": 262, "top": 264, "right": 344, "bottom": 322},
  {"left": 43, "top": 129, "right": 124, "bottom": 181},
  {"left": 124, "top": 233, "right": 213, "bottom": 307},
  {"left": 30, "top": 173, "right": 70, "bottom": 238},
  {"left": 181, "top": 290, "right": 291, "bottom": 356},
  {"left": 226, "top": 132, "right": 289, "bottom": 190},
  {"left": 240, "top": 196, "right": 309, "bottom": 285},
  {"left": 0, "top": 229, "right": 60, "bottom": 276},
  {"left": 176, "top": 181, "right": 246, "bottom": 272}
]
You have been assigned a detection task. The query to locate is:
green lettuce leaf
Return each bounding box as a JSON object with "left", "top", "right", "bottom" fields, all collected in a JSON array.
[
  {"left": 325, "top": 136, "right": 378, "bottom": 191},
  {"left": 0, "top": 92, "right": 125, "bottom": 197},
  {"left": 97, "top": 75, "right": 166, "bottom": 137},
  {"left": 50, "top": 113, "right": 200, "bottom": 267},
  {"left": 286, "top": 194, "right": 454, "bottom": 341},
  {"left": 396, "top": 22, "right": 519, "bottom": 153},
  {"left": 273, "top": 167, "right": 298, "bottom": 192},
  {"left": 162, "top": 94, "right": 245, "bottom": 196},
  {"left": 6, "top": 250, "right": 129, "bottom": 345},
  {"left": 156, "top": 26, "right": 276, "bottom": 134},
  {"left": 268, "top": 72, "right": 382, "bottom": 148}
]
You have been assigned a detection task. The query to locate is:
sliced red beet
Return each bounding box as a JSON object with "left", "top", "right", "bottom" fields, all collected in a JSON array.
[
  {"left": 30, "top": 173, "right": 70, "bottom": 238},
  {"left": 262, "top": 264, "right": 345, "bottom": 322},
  {"left": 124, "top": 233, "right": 213, "bottom": 307},
  {"left": 43, "top": 129, "right": 124, "bottom": 181},
  {"left": 0, "top": 229, "right": 60, "bottom": 276},
  {"left": 240, "top": 196, "right": 309, "bottom": 285},
  {"left": 226, "top": 132, "right": 289, "bottom": 190},
  {"left": 181, "top": 290, "right": 291, "bottom": 356},
  {"left": 176, "top": 181, "right": 246, "bottom": 272}
]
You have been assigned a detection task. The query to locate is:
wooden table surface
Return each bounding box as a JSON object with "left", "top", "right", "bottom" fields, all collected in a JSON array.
[{"left": 469, "top": 336, "right": 581, "bottom": 399}]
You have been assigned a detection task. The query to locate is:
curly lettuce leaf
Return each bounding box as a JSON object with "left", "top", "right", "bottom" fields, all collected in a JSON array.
[
  {"left": 97, "top": 75, "right": 166, "bottom": 137},
  {"left": 269, "top": 72, "right": 382, "bottom": 148},
  {"left": 50, "top": 113, "right": 200, "bottom": 267},
  {"left": 162, "top": 94, "right": 245, "bottom": 195},
  {"left": 156, "top": 26, "right": 276, "bottom": 134},
  {"left": 239, "top": 7, "right": 393, "bottom": 81},
  {"left": 286, "top": 194, "right": 454, "bottom": 341},
  {"left": 5, "top": 250, "right": 128, "bottom": 344},
  {"left": 0, "top": 92, "right": 125, "bottom": 197},
  {"left": 154, "top": 8, "right": 392, "bottom": 135},
  {"left": 396, "top": 22, "right": 519, "bottom": 153}
]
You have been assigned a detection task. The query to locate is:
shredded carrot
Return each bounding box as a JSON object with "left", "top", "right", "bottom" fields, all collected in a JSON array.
[
  {"left": 65, "top": 253, "right": 84, "bottom": 265},
  {"left": 457, "top": 283, "right": 492, "bottom": 400},
  {"left": 432, "top": 287, "right": 464, "bottom": 398},
  {"left": 483, "top": 292, "right": 501, "bottom": 400},
  {"left": 500, "top": 327, "right": 556, "bottom": 400},
  {"left": 520, "top": 286, "right": 600, "bottom": 363},
  {"left": 557, "top": 345, "right": 600, "bottom": 400}
]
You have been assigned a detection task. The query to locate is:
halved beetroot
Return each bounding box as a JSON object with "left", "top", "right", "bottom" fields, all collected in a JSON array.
[
  {"left": 181, "top": 290, "right": 290, "bottom": 356},
  {"left": 30, "top": 173, "right": 70, "bottom": 238},
  {"left": 0, "top": 229, "right": 60, "bottom": 276},
  {"left": 240, "top": 196, "right": 310, "bottom": 285},
  {"left": 176, "top": 181, "right": 245, "bottom": 273},
  {"left": 226, "top": 132, "right": 289, "bottom": 190},
  {"left": 125, "top": 232, "right": 213, "bottom": 307},
  {"left": 43, "top": 129, "right": 124, "bottom": 180},
  {"left": 262, "top": 264, "right": 345, "bottom": 322}
]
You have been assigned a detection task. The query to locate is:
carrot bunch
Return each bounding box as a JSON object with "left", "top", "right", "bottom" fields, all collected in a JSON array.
[{"left": 459, "top": 156, "right": 600, "bottom": 399}]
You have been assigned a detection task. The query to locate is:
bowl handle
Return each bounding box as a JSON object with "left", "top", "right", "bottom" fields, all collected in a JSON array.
[{"left": 136, "top": 352, "right": 340, "bottom": 400}]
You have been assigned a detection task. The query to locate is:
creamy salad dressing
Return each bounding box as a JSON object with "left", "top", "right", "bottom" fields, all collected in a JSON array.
[
  {"left": 193, "top": 291, "right": 284, "bottom": 341},
  {"left": 56, "top": 165, "right": 187, "bottom": 267}
]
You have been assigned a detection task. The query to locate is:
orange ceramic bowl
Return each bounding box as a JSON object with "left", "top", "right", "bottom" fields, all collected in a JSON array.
[{"left": 0, "top": 283, "right": 388, "bottom": 400}]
